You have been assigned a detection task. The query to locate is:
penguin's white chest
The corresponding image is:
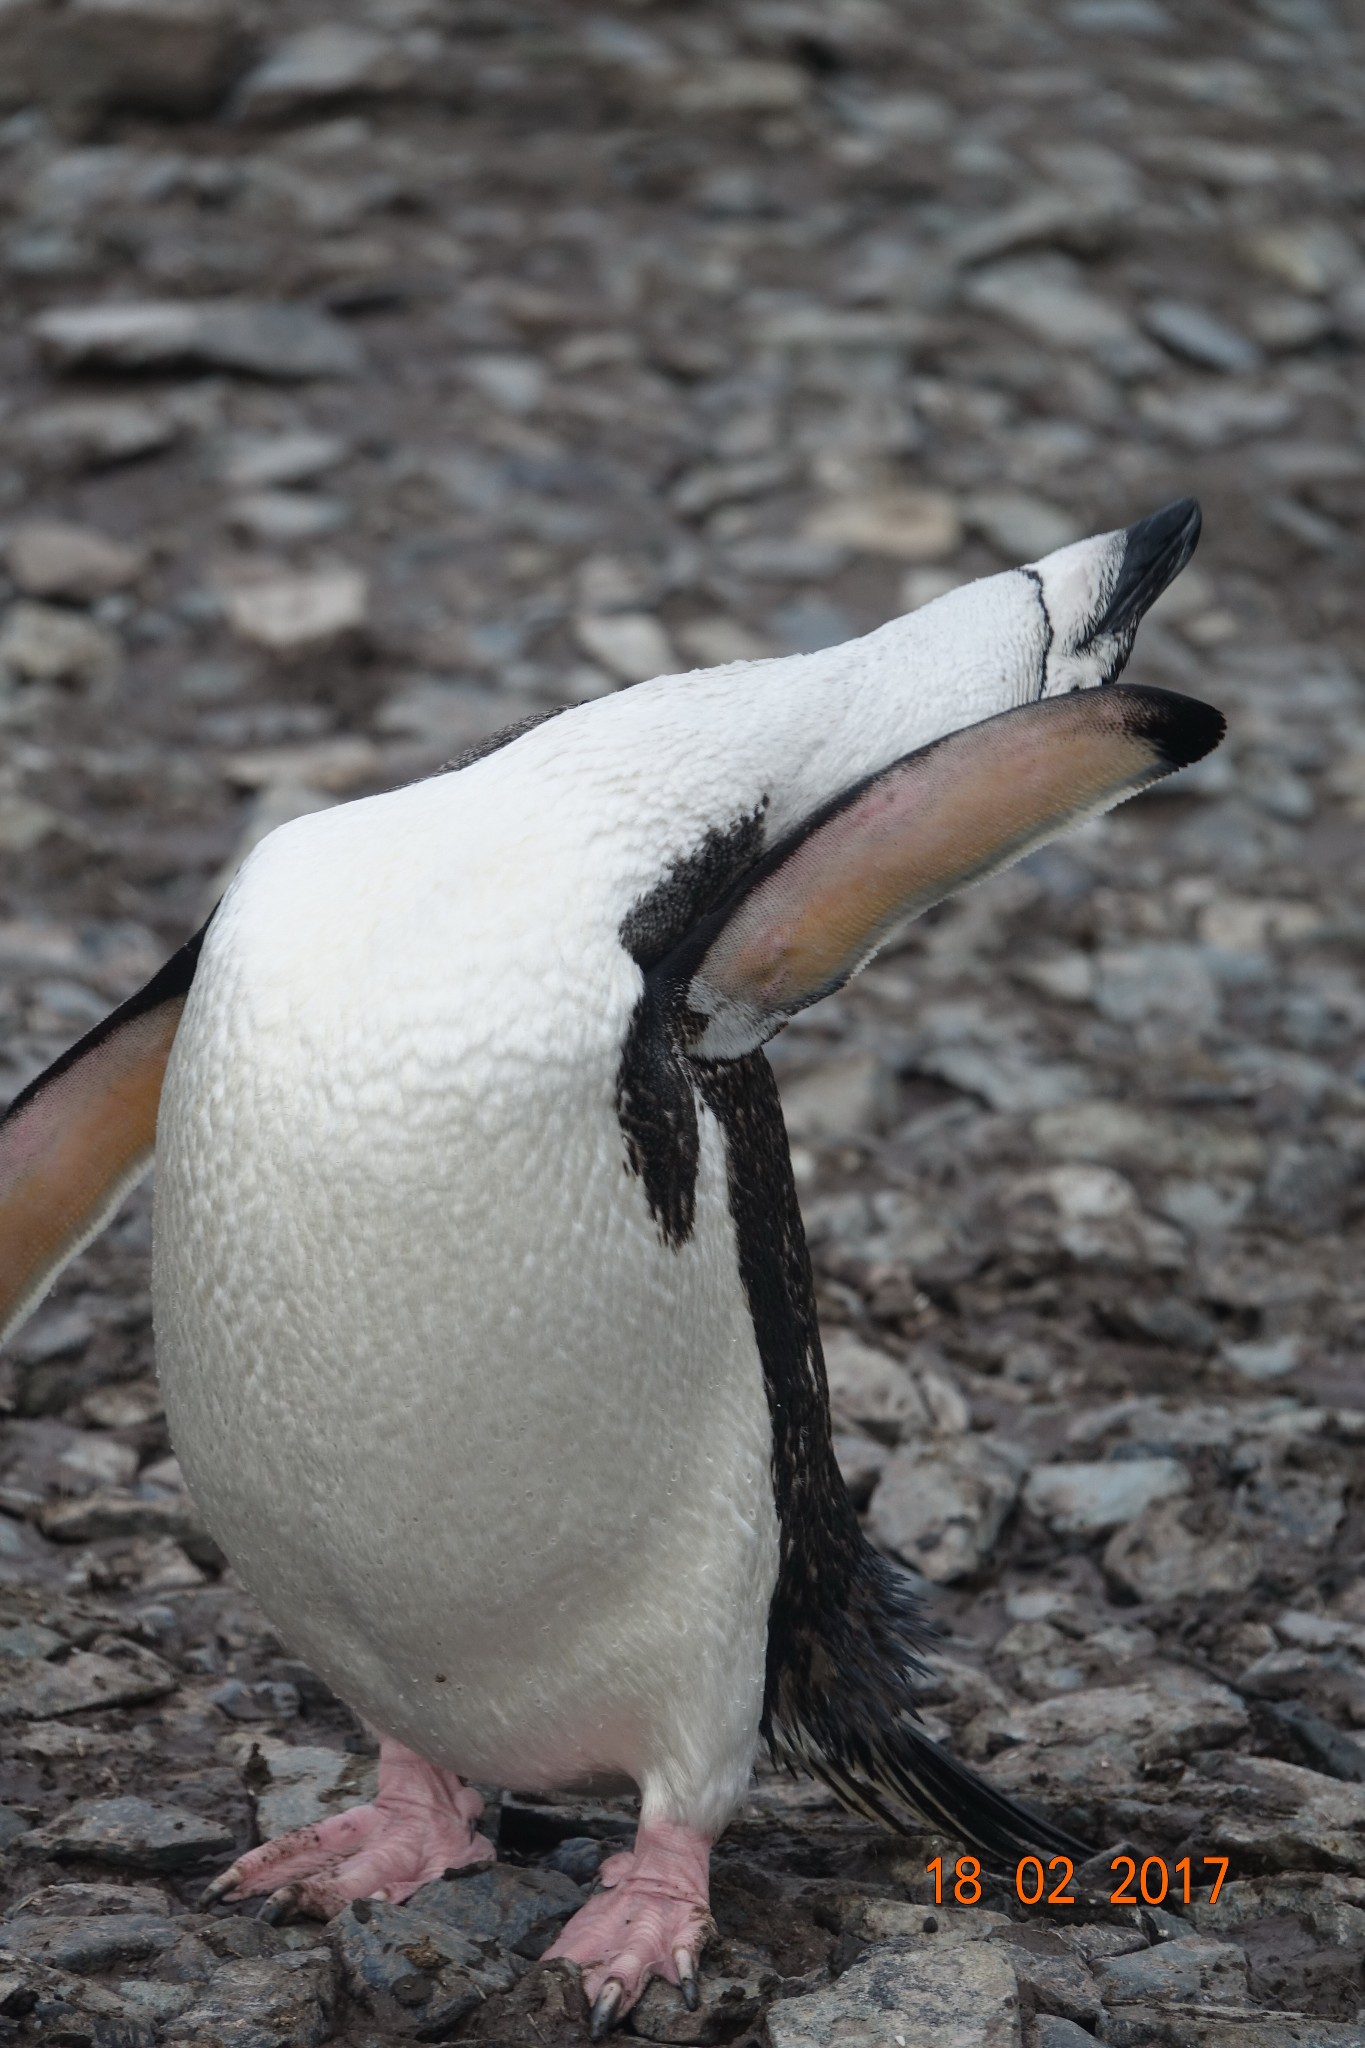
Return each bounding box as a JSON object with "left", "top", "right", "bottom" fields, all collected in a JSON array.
[{"left": 152, "top": 809, "right": 780, "bottom": 1827}]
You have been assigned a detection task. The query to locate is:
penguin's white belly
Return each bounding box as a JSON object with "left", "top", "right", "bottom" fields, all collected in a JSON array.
[{"left": 154, "top": 911, "right": 779, "bottom": 1832}]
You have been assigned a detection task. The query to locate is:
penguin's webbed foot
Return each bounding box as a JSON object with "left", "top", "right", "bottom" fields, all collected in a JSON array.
[
  {"left": 201, "top": 1737, "right": 494, "bottom": 1920},
  {"left": 543, "top": 1818, "right": 713, "bottom": 2036}
]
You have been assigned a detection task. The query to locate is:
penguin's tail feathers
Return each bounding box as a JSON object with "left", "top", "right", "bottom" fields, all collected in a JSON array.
[
  {"left": 764, "top": 1539, "right": 1092, "bottom": 1866},
  {"left": 770, "top": 1707, "right": 1091, "bottom": 1865}
]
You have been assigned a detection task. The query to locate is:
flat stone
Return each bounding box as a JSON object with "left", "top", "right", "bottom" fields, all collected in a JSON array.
[
  {"left": 574, "top": 611, "right": 674, "bottom": 684},
  {"left": 38, "top": 1488, "right": 219, "bottom": 1564},
  {"left": 767, "top": 1938, "right": 1021, "bottom": 2046},
  {"left": 7, "top": 397, "right": 180, "bottom": 472},
  {"left": 964, "top": 257, "right": 1153, "bottom": 370},
  {"left": 23, "top": 1797, "right": 233, "bottom": 1872},
  {"left": 405, "top": 1865, "right": 583, "bottom": 1956},
  {"left": 330, "top": 1892, "right": 509, "bottom": 2034},
  {"left": 227, "top": 1737, "right": 379, "bottom": 1841},
  {"left": 628, "top": 1939, "right": 777, "bottom": 2042},
  {"left": 0, "top": 0, "right": 245, "bottom": 118},
  {"left": 1222, "top": 1335, "right": 1302, "bottom": 1381},
  {"left": 34, "top": 300, "right": 362, "bottom": 380},
  {"left": 0, "top": 600, "right": 117, "bottom": 684},
  {"left": 963, "top": 491, "right": 1081, "bottom": 559},
  {"left": 1024, "top": 1457, "right": 1189, "bottom": 1536},
  {"left": 1208, "top": 1756, "right": 1365, "bottom": 1873},
  {"left": 0, "top": 1644, "right": 176, "bottom": 1720},
  {"left": 220, "top": 431, "right": 348, "bottom": 490},
  {"left": 375, "top": 678, "right": 511, "bottom": 753},
  {"left": 462, "top": 352, "right": 546, "bottom": 414},
  {"left": 779, "top": 1049, "right": 898, "bottom": 1141},
  {"left": 673, "top": 617, "right": 777, "bottom": 666},
  {"left": 227, "top": 490, "right": 348, "bottom": 543},
  {"left": 223, "top": 736, "right": 380, "bottom": 794},
  {"left": 7, "top": 519, "right": 145, "bottom": 601},
  {"left": 1143, "top": 297, "right": 1262, "bottom": 372},
  {"left": 235, "top": 26, "right": 415, "bottom": 120},
  {"left": 1033, "top": 1101, "right": 1264, "bottom": 1177},
  {"left": 823, "top": 1330, "right": 930, "bottom": 1442},
  {"left": 805, "top": 488, "right": 962, "bottom": 562},
  {"left": 222, "top": 568, "right": 368, "bottom": 654},
  {"left": 869, "top": 1435, "right": 1021, "bottom": 1583},
  {"left": 1, "top": 1911, "right": 182, "bottom": 1972},
  {"left": 1240, "top": 220, "right": 1360, "bottom": 294},
  {"left": 1094, "top": 1933, "right": 1249, "bottom": 2006},
  {"left": 163, "top": 1948, "right": 337, "bottom": 2047},
  {"left": 978, "top": 1667, "right": 1247, "bottom": 1798}
]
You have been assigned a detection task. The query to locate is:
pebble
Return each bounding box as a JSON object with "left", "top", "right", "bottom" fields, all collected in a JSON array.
[
  {"left": 0, "top": 600, "right": 118, "bottom": 685},
  {"left": 767, "top": 1939, "right": 1022, "bottom": 2047},
  {"left": 868, "top": 1435, "right": 1021, "bottom": 1583},
  {"left": 6, "top": 520, "right": 146, "bottom": 601},
  {"left": 0, "top": 0, "right": 244, "bottom": 119},
  {"left": 573, "top": 611, "right": 674, "bottom": 684},
  {"left": 34, "top": 299, "right": 363, "bottom": 380},
  {"left": 234, "top": 25, "right": 413, "bottom": 119},
  {"left": 804, "top": 488, "right": 962, "bottom": 561},
  {"left": 7, "top": 396, "right": 181, "bottom": 472},
  {"left": 963, "top": 490, "right": 1081, "bottom": 560},
  {"left": 22, "top": 1796, "right": 234, "bottom": 1872},
  {"left": 0, "top": 1642, "right": 177, "bottom": 1720},
  {"left": 221, "top": 567, "right": 368, "bottom": 654},
  {"left": 1024, "top": 1456, "right": 1189, "bottom": 1536},
  {"left": 227, "top": 490, "right": 348, "bottom": 543},
  {"left": 1143, "top": 296, "right": 1263, "bottom": 372}
]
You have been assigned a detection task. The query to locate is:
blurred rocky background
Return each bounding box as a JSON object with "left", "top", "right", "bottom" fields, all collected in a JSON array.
[{"left": 1, "top": 0, "right": 1365, "bottom": 2043}]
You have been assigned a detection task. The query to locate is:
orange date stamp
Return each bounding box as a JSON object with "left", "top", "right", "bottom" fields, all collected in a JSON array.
[{"left": 926, "top": 1853, "right": 1230, "bottom": 1908}]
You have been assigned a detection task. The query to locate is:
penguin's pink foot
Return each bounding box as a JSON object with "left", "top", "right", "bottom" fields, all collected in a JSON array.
[
  {"left": 544, "top": 1819, "right": 713, "bottom": 2038},
  {"left": 201, "top": 1737, "right": 494, "bottom": 1921}
]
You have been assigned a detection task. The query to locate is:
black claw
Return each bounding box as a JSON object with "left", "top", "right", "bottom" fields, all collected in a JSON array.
[
  {"left": 259, "top": 1884, "right": 300, "bottom": 1926},
  {"left": 198, "top": 1870, "right": 236, "bottom": 1909},
  {"left": 680, "top": 1973, "right": 700, "bottom": 2013},
  {"left": 589, "top": 1980, "right": 624, "bottom": 2040}
]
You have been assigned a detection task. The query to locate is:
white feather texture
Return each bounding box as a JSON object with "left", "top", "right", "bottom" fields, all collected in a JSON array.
[{"left": 154, "top": 533, "right": 1130, "bottom": 1833}]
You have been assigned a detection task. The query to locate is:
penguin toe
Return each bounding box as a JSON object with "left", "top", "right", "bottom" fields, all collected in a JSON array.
[
  {"left": 589, "top": 1980, "right": 624, "bottom": 2040},
  {"left": 543, "top": 1817, "right": 714, "bottom": 2031}
]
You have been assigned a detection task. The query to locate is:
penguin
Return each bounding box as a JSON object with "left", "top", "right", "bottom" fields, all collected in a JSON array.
[{"left": 0, "top": 500, "right": 1217, "bottom": 2036}]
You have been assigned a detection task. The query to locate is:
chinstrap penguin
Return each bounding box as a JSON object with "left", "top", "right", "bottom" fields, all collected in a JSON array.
[{"left": 0, "top": 500, "right": 1218, "bottom": 2035}]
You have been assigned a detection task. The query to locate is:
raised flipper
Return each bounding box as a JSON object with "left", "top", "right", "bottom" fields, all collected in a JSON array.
[
  {"left": 0, "top": 924, "right": 207, "bottom": 1346},
  {"left": 678, "top": 681, "right": 1224, "bottom": 1058}
]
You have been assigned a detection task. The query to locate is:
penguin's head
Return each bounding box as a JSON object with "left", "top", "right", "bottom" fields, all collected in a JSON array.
[{"left": 1025, "top": 495, "right": 1202, "bottom": 697}]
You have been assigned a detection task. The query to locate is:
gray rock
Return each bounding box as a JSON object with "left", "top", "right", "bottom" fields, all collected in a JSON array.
[
  {"left": 1103, "top": 1496, "right": 1262, "bottom": 1604},
  {"left": 404, "top": 1865, "right": 583, "bottom": 1957},
  {"left": 7, "top": 520, "right": 145, "bottom": 601},
  {"left": 34, "top": 300, "right": 363, "bottom": 380},
  {"left": 0, "top": 0, "right": 245, "bottom": 119},
  {"left": 330, "top": 1893, "right": 508, "bottom": 2035},
  {"left": 163, "top": 1948, "right": 337, "bottom": 2048},
  {"left": 22, "top": 1797, "right": 234, "bottom": 1872},
  {"left": 38, "top": 1488, "right": 220, "bottom": 1564},
  {"left": 228, "top": 491, "right": 348, "bottom": 544},
  {"left": 979, "top": 1668, "right": 1248, "bottom": 1800},
  {"left": 0, "top": 1643, "right": 177, "bottom": 1720},
  {"left": 237, "top": 1738, "right": 379, "bottom": 1841},
  {"left": 870, "top": 1435, "right": 1022, "bottom": 1583},
  {"left": 1207, "top": 1756, "right": 1365, "bottom": 1873},
  {"left": 1030, "top": 2020, "right": 1101, "bottom": 2048},
  {"left": 1000, "top": 1943, "right": 1101, "bottom": 2028},
  {"left": 1023, "top": 1457, "right": 1188, "bottom": 1536},
  {"left": 780, "top": 1050, "right": 898, "bottom": 1141},
  {"left": 767, "top": 1939, "right": 1022, "bottom": 2046},
  {"left": 963, "top": 491, "right": 1081, "bottom": 559},
  {"left": 573, "top": 612, "right": 674, "bottom": 684},
  {"left": 0, "top": 600, "right": 117, "bottom": 685},
  {"left": 6, "top": 397, "right": 181, "bottom": 472},
  {"left": 1093, "top": 1932, "right": 1249, "bottom": 2006},
  {"left": 220, "top": 431, "right": 348, "bottom": 491},
  {"left": 1142, "top": 297, "right": 1262, "bottom": 372},
  {"left": 627, "top": 1940, "right": 776, "bottom": 2041},
  {"left": 1092, "top": 943, "right": 1221, "bottom": 1031},
  {"left": 0, "top": 1911, "right": 181, "bottom": 1972},
  {"left": 221, "top": 568, "right": 368, "bottom": 655},
  {"left": 235, "top": 26, "right": 416, "bottom": 121}
]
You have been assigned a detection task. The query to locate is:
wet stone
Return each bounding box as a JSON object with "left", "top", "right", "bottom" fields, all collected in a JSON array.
[
  {"left": 330, "top": 1893, "right": 509, "bottom": 2035},
  {"left": 34, "top": 300, "right": 363, "bottom": 381},
  {"left": 0, "top": 1642, "right": 177, "bottom": 1720},
  {"left": 767, "top": 1939, "right": 1022, "bottom": 2047},
  {"left": 161, "top": 1948, "right": 337, "bottom": 2048},
  {"left": 22, "top": 1797, "right": 234, "bottom": 1872},
  {"left": 627, "top": 1939, "right": 777, "bottom": 2042},
  {"left": 0, "top": 1911, "right": 183, "bottom": 1973},
  {"left": 403, "top": 1864, "right": 584, "bottom": 1957}
]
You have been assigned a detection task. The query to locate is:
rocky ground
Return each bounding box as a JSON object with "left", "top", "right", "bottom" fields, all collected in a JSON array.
[{"left": 1, "top": 0, "right": 1364, "bottom": 2043}]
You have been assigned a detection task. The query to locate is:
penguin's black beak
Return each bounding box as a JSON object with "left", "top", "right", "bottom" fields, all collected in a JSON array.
[{"left": 1083, "top": 497, "right": 1202, "bottom": 649}]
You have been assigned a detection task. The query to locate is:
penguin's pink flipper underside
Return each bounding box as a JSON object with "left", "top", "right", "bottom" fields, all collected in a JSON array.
[
  {"left": 683, "top": 682, "right": 1223, "bottom": 1058},
  {"left": 0, "top": 928, "right": 206, "bottom": 1346}
]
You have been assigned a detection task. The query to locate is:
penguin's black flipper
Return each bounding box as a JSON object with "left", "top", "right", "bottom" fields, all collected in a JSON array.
[{"left": 0, "top": 922, "right": 208, "bottom": 1346}]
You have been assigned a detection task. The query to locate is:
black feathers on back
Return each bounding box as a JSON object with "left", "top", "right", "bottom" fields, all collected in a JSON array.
[{"left": 615, "top": 820, "right": 1091, "bottom": 1866}]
